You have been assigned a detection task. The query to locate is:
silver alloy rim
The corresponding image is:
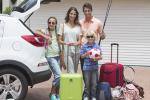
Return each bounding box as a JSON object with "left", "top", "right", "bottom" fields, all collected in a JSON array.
[{"left": 0, "top": 74, "right": 22, "bottom": 99}]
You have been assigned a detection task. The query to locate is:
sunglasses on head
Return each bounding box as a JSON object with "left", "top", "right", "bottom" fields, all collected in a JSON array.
[
  {"left": 86, "top": 35, "right": 94, "bottom": 38},
  {"left": 48, "top": 22, "right": 55, "bottom": 25}
]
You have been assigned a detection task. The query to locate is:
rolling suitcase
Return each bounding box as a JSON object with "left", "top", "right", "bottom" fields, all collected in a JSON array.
[
  {"left": 97, "top": 82, "right": 112, "bottom": 100},
  {"left": 60, "top": 74, "right": 83, "bottom": 100},
  {"left": 100, "top": 43, "right": 124, "bottom": 88}
]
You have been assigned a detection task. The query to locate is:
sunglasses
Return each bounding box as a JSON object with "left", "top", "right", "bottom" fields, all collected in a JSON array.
[
  {"left": 48, "top": 22, "right": 55, "bottom": 25},
  {"left": 86, "top": 36, "right": 94, "bottom": 38}
]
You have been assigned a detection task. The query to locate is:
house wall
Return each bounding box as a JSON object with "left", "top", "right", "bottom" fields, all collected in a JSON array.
[{"left": 2, "top": 0, "right": 9, "bottom": 11}]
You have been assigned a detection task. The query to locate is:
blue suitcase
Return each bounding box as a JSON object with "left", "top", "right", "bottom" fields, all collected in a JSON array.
[{"left": 97, "top": 82, "right": 112, "bottom": 100}]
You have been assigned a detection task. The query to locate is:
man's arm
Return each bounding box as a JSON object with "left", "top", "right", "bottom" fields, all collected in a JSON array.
[{"left": 98, "top": 20, "right": 106, "bottom": 40}]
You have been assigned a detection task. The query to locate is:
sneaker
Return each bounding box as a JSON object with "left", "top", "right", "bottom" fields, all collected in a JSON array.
[
  {"left": 92, "top": 97, "right": 96, "bottom": 100},
  {"left": 50, "top": 94, "right": 57, "bottom": 100},
  {"left": 84, "top": 97, "right": 88, "bottom": 100},
  {"left": 56, "top": 95, "right": 60, "bottom": 100}
]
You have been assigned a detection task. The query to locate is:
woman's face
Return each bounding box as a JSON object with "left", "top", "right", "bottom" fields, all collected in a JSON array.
[
  {"left": 48, "top": 18, "right": 56, "bottom": 30},
  {"left": 69, "top": 10, "right": 77, "bottom": 22}
]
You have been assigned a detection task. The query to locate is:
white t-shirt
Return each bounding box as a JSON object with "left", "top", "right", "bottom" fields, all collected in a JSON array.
[{"left": 58, "top": 23, "right": 81, "bottom": 53}]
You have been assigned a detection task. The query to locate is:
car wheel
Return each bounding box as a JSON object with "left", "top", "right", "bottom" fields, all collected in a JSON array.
[{"left": 0, "top": 68, "right": 28, "bottom": 100}]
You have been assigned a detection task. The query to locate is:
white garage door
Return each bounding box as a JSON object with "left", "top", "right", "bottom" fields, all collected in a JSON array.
[
  {"left": 29, "top": 0, "right": 150, "bottom": 67},
  {"left": 101, "top": 0, "right": 150, "bottom": 66}
]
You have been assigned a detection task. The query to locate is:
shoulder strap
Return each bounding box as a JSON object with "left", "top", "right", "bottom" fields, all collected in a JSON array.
[
  {"left": 54, "top": 27, "right": 61, "bottom": 52},
  {"left": 55, "top": 23, "right": 64, "bottom": 52},
  {"left": 61, "top": 23, "right": 64, "bottom": 50}
]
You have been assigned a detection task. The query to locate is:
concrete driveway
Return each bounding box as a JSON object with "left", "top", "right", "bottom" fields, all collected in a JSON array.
[
  {"left": 25, "top": 67, "right": 150, "bottom": 100},
  {"left": 25, "top": 79, "right": 51, "bottom": 100}
]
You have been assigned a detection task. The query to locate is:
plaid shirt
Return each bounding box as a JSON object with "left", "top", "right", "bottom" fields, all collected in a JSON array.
[{"left": 80, "top": 42, "right": 101, "bottom": 71}]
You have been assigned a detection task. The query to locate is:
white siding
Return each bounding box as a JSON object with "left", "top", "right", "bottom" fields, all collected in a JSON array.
[{"left": 29, "top": 0, "right": 150, "bottom": 67}]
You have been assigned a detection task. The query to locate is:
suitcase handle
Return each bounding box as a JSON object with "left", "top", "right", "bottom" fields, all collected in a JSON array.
[{"left": 111, "top": 43, "right": 119, "bottom": 63}]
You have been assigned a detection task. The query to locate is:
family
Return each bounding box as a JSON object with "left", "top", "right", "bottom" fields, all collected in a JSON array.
[{"left": 36, "top": 2, "right": 105, "bottom": 100}]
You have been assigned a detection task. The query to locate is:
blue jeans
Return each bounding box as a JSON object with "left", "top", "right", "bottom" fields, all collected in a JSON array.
[
  {"left": 47, "top": 56, "right": 61, "bottom": 87},
  {"left": 83, "top": 70, "right": 98, "bottom": 98}
]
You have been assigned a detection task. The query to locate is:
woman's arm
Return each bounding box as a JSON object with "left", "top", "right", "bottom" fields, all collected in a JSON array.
[
  {"left": 58, "top": 35, "right": 66, "bottom": 45},
  {"left": 35, "top": 29, "right": 50, "bottom": 40},
  {"left": 58, "top": 23, "right": 66, "bottom": 45}
]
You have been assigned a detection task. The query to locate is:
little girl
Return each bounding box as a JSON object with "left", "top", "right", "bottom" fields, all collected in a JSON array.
[{"left": 80, "top": 31, "right": 102, "bottom": 100}]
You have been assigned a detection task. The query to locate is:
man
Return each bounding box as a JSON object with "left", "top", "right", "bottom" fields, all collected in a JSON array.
[
  {"left": 80, "top": 2, "right": 105, "bottom": 45},
  {"left": 80, "top": 2, "right": 106, "bottom": 71},
  {"left": 80, "top": 2, "right": 106, "bottom": 100}
]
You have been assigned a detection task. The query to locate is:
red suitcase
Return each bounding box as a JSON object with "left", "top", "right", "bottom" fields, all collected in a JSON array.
[{"left": 100, "top": 43, "right": 124, "bottom": 88}]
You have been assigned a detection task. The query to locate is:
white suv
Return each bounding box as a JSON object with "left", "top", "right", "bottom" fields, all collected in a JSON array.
[{"left": 0, "top": 0, "right": 51, "bottom": 100}]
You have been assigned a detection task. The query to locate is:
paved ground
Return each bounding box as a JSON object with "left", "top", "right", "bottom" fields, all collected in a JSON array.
[{"left": 25, "top": 67, "right": 150, "bottom": 100}]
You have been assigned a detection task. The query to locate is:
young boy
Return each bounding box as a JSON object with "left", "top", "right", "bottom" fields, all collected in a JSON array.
[{"left": 80, "top": 31, "right": 102, "bottom": 100}]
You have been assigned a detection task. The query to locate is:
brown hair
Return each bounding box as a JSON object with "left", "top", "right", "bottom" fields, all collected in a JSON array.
[
  {"left": 82, "top": 2, "right": 92, "bottom": 12},
  {"left": 65, "top": 7, "right": 80, "bottom": 25}
]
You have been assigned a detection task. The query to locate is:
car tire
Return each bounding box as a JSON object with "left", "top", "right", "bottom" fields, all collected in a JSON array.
[{"left": 0, "top": 68, "right": 28, "bottom": 100}]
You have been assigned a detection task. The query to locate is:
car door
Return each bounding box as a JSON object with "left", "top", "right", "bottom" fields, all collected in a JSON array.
[{"left": 0, "top": 19, "right": 5, "bottom": 47}]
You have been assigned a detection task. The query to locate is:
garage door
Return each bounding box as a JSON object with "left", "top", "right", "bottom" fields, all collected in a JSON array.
[{"left": 101, "top": 0, "right": 150, "bottom": 66}]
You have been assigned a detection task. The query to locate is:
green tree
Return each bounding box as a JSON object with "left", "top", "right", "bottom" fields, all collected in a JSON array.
[{"left": 3, "top": 6, "right": 12, "bottom": 15}]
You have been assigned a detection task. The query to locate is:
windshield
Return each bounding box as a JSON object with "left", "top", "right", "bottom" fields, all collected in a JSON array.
[{"left": 13, "top": 0, "right": 37, "bottom": 13}]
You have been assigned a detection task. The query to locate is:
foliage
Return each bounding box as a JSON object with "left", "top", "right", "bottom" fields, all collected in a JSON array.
[
  {"left": 3, "top": 6, "right": 12, "bottom": 15},
  {"left": 11, "top": 0, "right": 17, "bottom": 4}
]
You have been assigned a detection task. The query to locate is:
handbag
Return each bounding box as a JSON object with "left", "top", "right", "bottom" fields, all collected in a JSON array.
[
  {"left": 112, "top": 66, "right": 144, "bottom": 100},
  {"left": 55, "top": 23, "right": 66, "bottom": 70},
  {"left": 122, "top": 83, "right": 141, "bottom": 100},
  {"left": 124, "top": 81, "right": 144, "bottom": 99},
  {"left": 59, "top": 50, "right": 66, "bottom": 70},
  {"left": 123, "top": 66, "right": 144, "bottom": 99}
]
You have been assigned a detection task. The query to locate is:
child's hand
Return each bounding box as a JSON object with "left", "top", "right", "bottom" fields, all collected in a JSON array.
[
  {"left": 66, "top": 42, "right": 74, "bottom": 46},
  {"left": 95, "top": 56, "right": 102, "bottom": 60},
  {"left": 48, "top": 37, "right": 52, "bottom": 44},
  {"left": 91, "top": 55, "right": 102, "bottom": 61},
  {"left": 85, "top": 51, "right": 90, "bottom": 57}
]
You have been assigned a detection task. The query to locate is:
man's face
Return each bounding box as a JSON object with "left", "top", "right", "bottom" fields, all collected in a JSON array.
[{"left": 83, "top": 7, "right": 92, "bottom": 18}]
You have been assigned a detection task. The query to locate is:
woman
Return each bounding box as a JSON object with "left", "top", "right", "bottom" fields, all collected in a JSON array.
[
  {"left": 58, "top": 7, "right": 82, "bottom": 73},
  {"left": 36, "top": 17, "right": 61, "bottom": 100}
]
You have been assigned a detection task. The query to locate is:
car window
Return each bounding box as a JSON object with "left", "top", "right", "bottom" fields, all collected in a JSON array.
[{"left": 13, "top": 0, "right": 37, "bottom": 13}]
